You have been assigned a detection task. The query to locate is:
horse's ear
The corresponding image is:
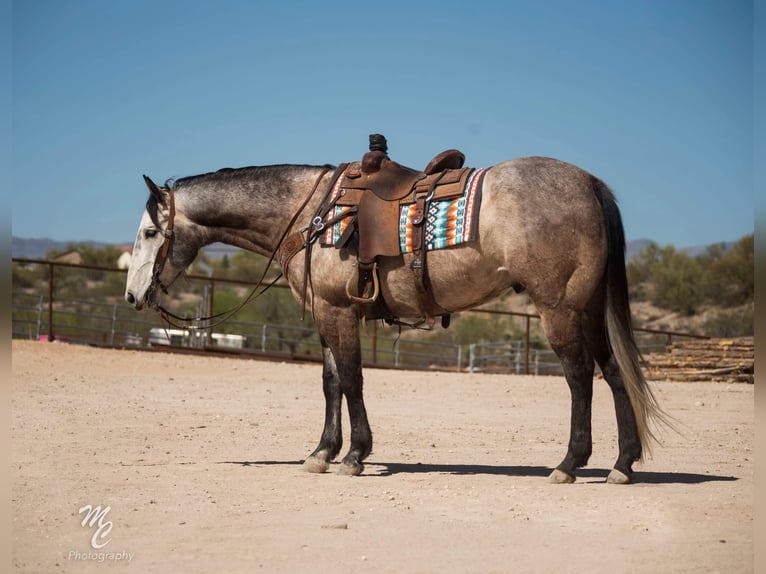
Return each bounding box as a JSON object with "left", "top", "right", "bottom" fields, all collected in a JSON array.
[{"left": 143, "top": 175, "right": 166, "bottom": 205}]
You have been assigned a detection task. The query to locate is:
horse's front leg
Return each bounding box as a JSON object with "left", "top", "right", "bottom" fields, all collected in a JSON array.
[
  {"left": 302, "top": 340, "right": 344, "bottom": 473},
  {"left": 303, "top": 304, "right": 372, "bottom": 475}
]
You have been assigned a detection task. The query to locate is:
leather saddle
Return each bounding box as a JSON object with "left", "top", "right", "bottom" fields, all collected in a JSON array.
[
  {"left": 333, "top": 144, "right": 468, "bottom": 263},
  {"left": 325, "top": 134, "right": 470, "bottom": 328}
]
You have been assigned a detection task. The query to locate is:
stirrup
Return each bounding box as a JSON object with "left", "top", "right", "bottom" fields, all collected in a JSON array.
[{"left": 346, "top": 261, "right": 380, "bottom": 304}]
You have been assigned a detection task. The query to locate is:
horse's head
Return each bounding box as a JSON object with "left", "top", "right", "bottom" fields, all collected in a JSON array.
[{"left": 124, "top": 176, "right": 192, "bottom": 310}]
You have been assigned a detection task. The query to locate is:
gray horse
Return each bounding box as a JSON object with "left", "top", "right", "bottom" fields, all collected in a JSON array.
[{"left": 125, "top": 155, "right": 670, "bottom": 484}]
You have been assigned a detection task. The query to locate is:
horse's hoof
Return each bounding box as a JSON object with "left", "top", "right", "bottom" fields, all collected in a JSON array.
[
  {"left": 548, "top": 468, "right": 576, "bottom": 484},
  {"left": 607, "top": 469, "right": 632, "bottom": 484},
  {"left": 337, "top": 461, "right": 364, "bottom": 476},
  {"left": 302, "top": 456, "right": 330, "bottom": 474}
]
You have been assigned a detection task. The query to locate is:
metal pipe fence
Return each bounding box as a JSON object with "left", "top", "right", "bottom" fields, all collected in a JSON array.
[{"left": 12, "top": 258, "right": 709, "bottom": 375}]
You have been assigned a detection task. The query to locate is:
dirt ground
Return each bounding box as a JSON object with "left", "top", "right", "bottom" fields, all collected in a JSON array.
[{"left": 11, "top": 340, "right": 753, "bottom": 573}]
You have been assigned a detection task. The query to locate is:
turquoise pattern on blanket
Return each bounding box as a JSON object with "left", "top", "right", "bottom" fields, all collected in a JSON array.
[{"left": 398, "top": 167, "right": 485, "bottom": 253}]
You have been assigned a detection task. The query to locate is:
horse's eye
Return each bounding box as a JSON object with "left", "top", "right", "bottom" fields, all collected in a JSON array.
[{"left": 144, "top": 229, "right": 158, "bottom": 239}]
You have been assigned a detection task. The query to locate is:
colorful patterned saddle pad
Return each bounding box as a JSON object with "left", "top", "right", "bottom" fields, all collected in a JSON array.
[{"left": 321, "top": 167, "right": 486, "bottom": 254}]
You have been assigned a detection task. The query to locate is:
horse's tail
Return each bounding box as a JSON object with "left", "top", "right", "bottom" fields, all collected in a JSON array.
[{"left": 592, "top": 177, "right": 672, "bottom": 458}]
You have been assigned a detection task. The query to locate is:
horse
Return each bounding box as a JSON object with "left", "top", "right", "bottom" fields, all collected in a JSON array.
[{"left": 124, "top": 154, "right": 670, "bottom": 484}]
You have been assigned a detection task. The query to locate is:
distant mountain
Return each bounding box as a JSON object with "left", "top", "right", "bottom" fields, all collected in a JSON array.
[{"left": 12, "top": 236, "right": 734, "bottom": 262}]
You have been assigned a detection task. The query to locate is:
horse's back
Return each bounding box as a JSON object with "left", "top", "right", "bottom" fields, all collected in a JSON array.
[{"left": 483, "top": 156, "right": 602, "bottom": 206}]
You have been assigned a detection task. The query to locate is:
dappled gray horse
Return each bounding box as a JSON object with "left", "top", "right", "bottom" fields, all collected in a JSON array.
[{"left": 125, "top": 153, "right": 669, "bottom": 484}]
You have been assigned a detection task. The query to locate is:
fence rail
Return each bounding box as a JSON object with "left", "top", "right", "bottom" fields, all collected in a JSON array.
[{"left": 12, "top": 258, "right": 710, "bottom": 375}]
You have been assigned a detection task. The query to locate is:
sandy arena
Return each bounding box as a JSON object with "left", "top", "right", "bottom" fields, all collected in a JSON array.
[{"left": 11, "top": 340, "right": 753, "bottom": 573}]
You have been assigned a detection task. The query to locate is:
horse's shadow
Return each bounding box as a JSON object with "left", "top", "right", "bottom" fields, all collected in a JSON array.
[{"left": 218, "top": 460, "right": 738, "bottom": 485}]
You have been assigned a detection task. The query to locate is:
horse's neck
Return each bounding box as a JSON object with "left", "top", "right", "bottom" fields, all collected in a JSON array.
[{"left": 177, "top": 166, "right": 324, "bottom": 257}]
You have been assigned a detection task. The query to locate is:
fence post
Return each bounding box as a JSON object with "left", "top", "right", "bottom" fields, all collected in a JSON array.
[
  {"left": 110, "top": 304, "right": 118, "bottom": 346},
  {"left": 469, "top": 343, "right": 476, "bottom": 372},
  {"left": 207, "top": 278, "right": 215, "bottom": 347},
  {"left": 371, "top": 321, "right": 378, "bottom": 365},
  {"left": 456, "top": 345, "right": 462, "bottom": 372},
  {"left": 36, "top": 294, "right": 44, "bottom": 339},
  {"left": 261, "top": 323, "right": 268, "bottom": 352},
  {"left": 46, "top": 262, "right": 54, "bottom": 342},
  {"left": 524, "top": 316, "right": 530, "bottom": 374}
]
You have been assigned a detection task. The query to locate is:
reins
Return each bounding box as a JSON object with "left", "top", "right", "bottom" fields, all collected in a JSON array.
[
  {"left": 153, "top": 165, "right": 336, "bottom": 330},
  {"left": 296, "top": 163, "right": 349, "bottom": 319}
]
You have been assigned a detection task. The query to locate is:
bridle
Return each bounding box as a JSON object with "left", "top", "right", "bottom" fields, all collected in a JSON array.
[
  {"left": 147, "top": 185, "right": 177, "bottom": 302},
  {"left": 148, "top": 165, "right": 339, "bottom": 328}
]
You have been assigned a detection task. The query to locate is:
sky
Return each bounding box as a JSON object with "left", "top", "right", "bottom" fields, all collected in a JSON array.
[{"left": 10, "top": 0, "right": 755, "bottom": 249}]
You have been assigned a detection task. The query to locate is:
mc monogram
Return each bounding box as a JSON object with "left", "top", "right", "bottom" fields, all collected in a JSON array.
[{"left": 77, "top": 504, "right": 113, "bottom": 549}]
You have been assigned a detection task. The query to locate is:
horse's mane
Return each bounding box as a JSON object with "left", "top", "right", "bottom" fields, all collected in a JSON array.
[{"left": 170, "top": 164, "right": 335, "bottom": 190}]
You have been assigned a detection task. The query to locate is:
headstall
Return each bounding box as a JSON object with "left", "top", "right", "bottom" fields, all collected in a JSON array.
[{"left": 149, "top": 185, "right": 176, "bottom": 299}]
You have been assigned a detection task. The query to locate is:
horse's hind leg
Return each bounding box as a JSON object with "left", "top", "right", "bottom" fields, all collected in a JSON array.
[
  {"left": 538, "top": 307, "right": 595, "bottom": 484},
  {"left": 598, "top": 358, "right": 642, "bottom": 484},
  {"left": 581, "top": 297, "right": 642, "bottom": 484}
]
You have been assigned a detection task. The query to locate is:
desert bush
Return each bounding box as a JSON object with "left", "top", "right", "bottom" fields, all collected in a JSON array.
[
  {"left": 699, "top": 235, "right": 754, "bottom": 307},
  {"left": 627, "top": 233, "right": 753, "bottom": 317}
]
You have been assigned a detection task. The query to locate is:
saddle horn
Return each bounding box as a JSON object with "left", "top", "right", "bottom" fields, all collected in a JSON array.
[{"left": 369, "top": 133, "right": 388, "bottom": 154}]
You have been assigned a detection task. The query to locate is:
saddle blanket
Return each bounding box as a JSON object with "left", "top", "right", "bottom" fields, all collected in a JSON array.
[{"left": 322, "top": 167, "right": 486, "bottom": 254}]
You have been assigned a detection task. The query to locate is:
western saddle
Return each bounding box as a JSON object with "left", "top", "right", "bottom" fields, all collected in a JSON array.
[{"left": 284, "top": 134, "right": 472, "bottom": 329}]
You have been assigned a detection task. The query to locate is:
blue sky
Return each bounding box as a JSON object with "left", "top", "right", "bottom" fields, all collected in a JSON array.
[{"left": 11, "top": 0, "right": 754, "bottom": 248}]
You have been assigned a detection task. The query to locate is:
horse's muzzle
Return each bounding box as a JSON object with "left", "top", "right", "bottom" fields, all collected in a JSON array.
[
  {"left": 125, "top": 291, "right": 144, "bottom": 310},
  {"left": 125, "top": 290, "right": 154, "bottom": 311}
]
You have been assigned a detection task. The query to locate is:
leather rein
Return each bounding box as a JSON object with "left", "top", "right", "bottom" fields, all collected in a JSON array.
[{"left": 151, "top": 165, "right": 340, "bottom": 329}]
